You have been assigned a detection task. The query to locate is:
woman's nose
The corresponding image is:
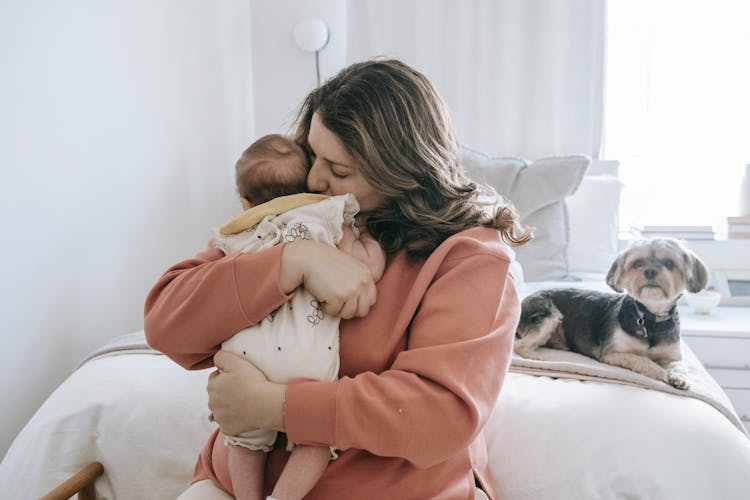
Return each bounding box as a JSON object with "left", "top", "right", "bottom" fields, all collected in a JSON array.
[{"left": 307, "top": 161, "right": 328, "bottom": 193}]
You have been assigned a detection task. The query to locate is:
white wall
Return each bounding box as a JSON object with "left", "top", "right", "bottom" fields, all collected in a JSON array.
[
  {"left": 249, "top": 0, "right": 347, "bottom": 135},
  {"left": 0, "top": 0, "right": 254, "bottom": 457}
]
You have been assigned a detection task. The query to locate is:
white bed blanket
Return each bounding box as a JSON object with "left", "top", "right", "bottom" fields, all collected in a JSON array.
[
  {"left": 80, "top": 331, "right": 748, "bottom": 437},
  {"left": 3, "top": 331, "right": 750, "bottom": 499},
  {"left": 1, "top": 334, "right": 213, "bottom": 499},
  {"left": 509, "top": 344, "right": 748, "bottom": 437},
  {"left": 486, "top": 372, "right": 750, "bottom": 500},
  {"left": 79, "top": 329, "right": 160, "bottom": 365}
]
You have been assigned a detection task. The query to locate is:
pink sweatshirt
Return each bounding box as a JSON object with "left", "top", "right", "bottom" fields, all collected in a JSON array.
[{"left": 144, "top": 226, "right": 519, "bottom": 499}]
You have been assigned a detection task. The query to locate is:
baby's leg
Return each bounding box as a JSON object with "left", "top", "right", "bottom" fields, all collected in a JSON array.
[
  {"left": 270, "top": 445, "right": 330, "bottom": 500},
  {"left": 228, "top": 445, "right": 266, "bottom": 500}
]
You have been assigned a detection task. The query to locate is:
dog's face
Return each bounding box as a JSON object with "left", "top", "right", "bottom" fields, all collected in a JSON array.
[{"left": 606, "top": 238, "right": 709, "bottom": 310}]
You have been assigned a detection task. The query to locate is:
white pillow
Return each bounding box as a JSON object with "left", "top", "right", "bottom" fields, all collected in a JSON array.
[
  {"left": 460, "top": 147, "right": 589, "bottom": 281},
  {"left": 504, "top": 244, "right": 525, "bottom": 286},
  {"left": 567, "top": 174, "right": 623, "bottom": 275}
]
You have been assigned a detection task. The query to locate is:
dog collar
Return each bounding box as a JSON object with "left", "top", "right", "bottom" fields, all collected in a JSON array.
[
  {"left": 634, "top": 300, "right": 677, "bottom": 323},
  {"left": 622, "top": 298, "right": 678, "bottom": 342}
]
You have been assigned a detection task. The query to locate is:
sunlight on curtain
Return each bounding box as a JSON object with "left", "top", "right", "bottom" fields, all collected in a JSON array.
[
  {"left": 605, "top": 0, "right": 750, "bottom": 229},
  {"left": 347, "top": 0, "right": 605, "bottom": 160}
]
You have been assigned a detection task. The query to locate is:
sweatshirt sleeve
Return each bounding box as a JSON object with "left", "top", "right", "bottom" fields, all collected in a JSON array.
[
  {"left": 284, "top": 235, "right": 519, "bottom": 468},
  {"left": 144, "top": 240, "right": 295, "bottom": 370}
]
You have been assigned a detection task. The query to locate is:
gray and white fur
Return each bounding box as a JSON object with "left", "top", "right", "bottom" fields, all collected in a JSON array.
[{"left": 514, "top": 238, "right": 709, "bottom": 390}]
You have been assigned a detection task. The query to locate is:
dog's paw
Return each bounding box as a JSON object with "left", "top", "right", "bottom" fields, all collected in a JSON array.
[
  {"left": 667, "top": 372, "right": 690, "bottom": 390},
  {"left": 513, "top": 345, "right": 544, "bottom": 360}
]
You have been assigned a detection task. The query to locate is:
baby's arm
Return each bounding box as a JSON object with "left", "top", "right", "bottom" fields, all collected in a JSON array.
[{"left": 337, "top": 225, "right": 386, "bottom": 282}]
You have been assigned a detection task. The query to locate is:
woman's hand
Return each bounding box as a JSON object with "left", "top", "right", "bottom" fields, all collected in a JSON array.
[
  {"left": 280, "top": 239, "right": 378, "bottom": 318},
  {"left": 207, "top": 351, "right": 286, "bottom": 436}
]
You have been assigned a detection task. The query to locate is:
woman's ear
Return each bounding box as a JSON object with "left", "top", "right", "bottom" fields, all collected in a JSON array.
[{"left": 240, "top": 197, "right": 254, "bottom": 210}]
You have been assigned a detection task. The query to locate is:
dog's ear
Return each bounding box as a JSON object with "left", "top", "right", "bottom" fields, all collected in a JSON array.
[
  {"left": 606, "top": 252, "right": 627, "bottom": 292},
  {"left": 683, "top": 249, "right": 709, "bottom": 292}
]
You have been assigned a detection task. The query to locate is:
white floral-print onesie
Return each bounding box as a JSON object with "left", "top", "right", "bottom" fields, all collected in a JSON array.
[{"left": 213, "top": 194, "right": 360, "bottom": 452}]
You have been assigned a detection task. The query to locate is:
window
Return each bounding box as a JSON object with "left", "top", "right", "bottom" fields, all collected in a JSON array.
[{"left": 605, "top": 0, "right": 750, "bottom": 230}]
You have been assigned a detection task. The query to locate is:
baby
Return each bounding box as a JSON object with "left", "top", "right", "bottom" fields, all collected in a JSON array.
[{"left": 213, "top": 134, "right": 385, "bottom": 500}]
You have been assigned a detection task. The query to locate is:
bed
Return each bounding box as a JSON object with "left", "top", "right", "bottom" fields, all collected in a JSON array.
[
  {"left": 3, "top": 150, "right": 750, "bottom": 498},
  {"left": 2, "top": 327, "right": 749, "bottom": 499}
]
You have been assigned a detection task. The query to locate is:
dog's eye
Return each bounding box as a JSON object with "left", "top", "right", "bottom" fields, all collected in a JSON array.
[
  {"left": 663, "top": 259, "right": 675, "bottom": 270},
  {"left": 632, "top": 259, "right": 644, "bottom": 269}
]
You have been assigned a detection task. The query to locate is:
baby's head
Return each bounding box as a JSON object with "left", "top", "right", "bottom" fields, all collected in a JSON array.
[{"left": 235, "top": 134, "right": 309, "bottom": 208}]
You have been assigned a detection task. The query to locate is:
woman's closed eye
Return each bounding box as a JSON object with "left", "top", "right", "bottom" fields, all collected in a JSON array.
[
  {"left": 330, "top": 165, "right": 350, "bottom": 179},
  {"left": 309, "top": 148, "right": 349, "bottom": 178}
]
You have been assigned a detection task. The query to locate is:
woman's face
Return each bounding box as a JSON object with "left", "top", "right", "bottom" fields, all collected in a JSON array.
[{"left": 306, "top": 112, "right": 385, "bottom": 213}]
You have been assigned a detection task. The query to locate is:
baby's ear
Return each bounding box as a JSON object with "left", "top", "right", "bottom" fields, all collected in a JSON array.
[{"left": 240, "top": 197, "right": 254, "bottom": 210}]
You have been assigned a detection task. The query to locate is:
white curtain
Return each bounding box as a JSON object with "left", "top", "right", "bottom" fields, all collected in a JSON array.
[{"left": 347, "top": 0, "right": 606, "bottom": 159}]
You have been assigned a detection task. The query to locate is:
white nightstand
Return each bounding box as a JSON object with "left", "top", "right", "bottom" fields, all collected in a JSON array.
[{"left": 679, "top": 306, "right": 750, "bottom": 433}]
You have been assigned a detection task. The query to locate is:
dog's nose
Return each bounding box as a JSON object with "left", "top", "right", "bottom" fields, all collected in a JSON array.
[{"left": 644, "top": 269, "right": 657, "bottom": 280}]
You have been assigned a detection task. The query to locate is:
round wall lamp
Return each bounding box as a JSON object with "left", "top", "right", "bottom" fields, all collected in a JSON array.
[
  {"left": 293, "top": 17, "right": 329, "bottom": 86},
  {"left": 293, "top": 17, "right": 329, "bottom": 52}
]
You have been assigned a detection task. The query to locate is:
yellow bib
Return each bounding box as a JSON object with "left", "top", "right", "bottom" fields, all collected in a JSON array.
[{"left": 219, "top": 193, "right": 330, "bottom": 235}]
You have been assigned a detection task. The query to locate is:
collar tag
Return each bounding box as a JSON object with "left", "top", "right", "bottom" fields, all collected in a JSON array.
[{"left": 636, "top": 315, "right": 648, "bottom": 339}]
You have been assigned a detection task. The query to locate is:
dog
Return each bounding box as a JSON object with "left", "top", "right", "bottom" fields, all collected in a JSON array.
[{"left": 514, "top": 238, "right": 709, "bottom": 390}]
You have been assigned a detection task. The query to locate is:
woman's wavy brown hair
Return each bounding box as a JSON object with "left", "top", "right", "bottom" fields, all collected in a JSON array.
[{"left": 293, "top": 58, "right": 531, "bottom": 258}]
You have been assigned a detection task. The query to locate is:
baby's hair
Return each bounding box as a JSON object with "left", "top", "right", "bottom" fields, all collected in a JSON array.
[{"left": 236, "top": 134, "right": 309, "bottom": 204}]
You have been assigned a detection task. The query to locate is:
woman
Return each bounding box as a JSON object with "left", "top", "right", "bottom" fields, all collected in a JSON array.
[{"left": 145, "top": 59, "right": 530, "bottom": 500}]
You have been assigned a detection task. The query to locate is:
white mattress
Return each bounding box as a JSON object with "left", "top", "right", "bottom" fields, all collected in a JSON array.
[
  {"left": 2, "top": 332, "right": 749, "bottom": 499},
  {"left": 487, "top": 372, "right": 750, "bottom": 499}
]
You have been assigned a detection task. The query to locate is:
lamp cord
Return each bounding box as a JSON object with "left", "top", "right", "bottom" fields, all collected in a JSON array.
[{"left": 315, "top": 50, "right": 321, "bottom": 86}]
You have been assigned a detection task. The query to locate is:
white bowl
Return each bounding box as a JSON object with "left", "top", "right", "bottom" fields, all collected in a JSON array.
[{"left": 684, "top": 290, "right": 722, "bottom": 314}]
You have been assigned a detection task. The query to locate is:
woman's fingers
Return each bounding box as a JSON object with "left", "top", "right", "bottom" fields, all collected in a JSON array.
[
  {"left": 287, "top": 240, "right": 377, "bottom": 318},
  {"left": 335, "top": 280, "right": 377, "bottom": 319},
  {"left": 208, "top": 352, "right": 268, "bottom": 436},
  {"left": 214, "top": 350, "right": 268, "bottom": 380},
  {"left": 321, "top": 279, "right": 376, "bottom": 318},
  {"left": 213, "top": 349, "right": 239, "bottom": 373},
  {"left": 212, "top": 350, "right": 231, "bottom": 372},
  {"left": 357, "top": 280, "right": 378, "bottom": 316},
  {"left": 336, "top": 296, "right": 360, "bottom": 320},
  {"left": 206, "top": 355, "right": 286, "bottom": 435}
]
